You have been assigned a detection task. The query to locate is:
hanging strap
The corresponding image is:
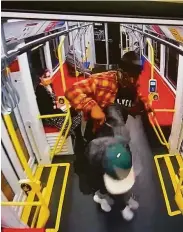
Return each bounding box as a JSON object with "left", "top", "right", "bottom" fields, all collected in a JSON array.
[{"left": 1, "top": 64, "right": 20, "bottom": 114}]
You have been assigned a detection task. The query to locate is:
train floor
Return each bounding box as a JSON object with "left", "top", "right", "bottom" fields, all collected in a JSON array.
[{"left": 54, "top": 115, "right": 183, "bottom": 232}]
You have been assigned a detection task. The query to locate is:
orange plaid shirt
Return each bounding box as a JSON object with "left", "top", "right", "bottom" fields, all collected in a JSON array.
[{"left": 65, "top": 71, "right": 148, "bottom": 119}]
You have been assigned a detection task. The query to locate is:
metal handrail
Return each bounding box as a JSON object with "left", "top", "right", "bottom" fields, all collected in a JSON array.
[
  {"left": 58, "top": 36, "right": 67, "bottom": 93},
  {"left": 2, "top": 184, "right": 49, "bottom": 228},
  {"left": 38, "top": 37, "right": 72, "bottom": 160},
  {"left": 123, "top": 25, "right": 183, "bottom": 56},
  {"left": 151, "top": 109, "right": 175, "bottom": 149},
  {"left": 3, "top": 114, "right": 34, "bottom": 181},
  {"left": 146, "top": 38, "right": 154, "bottom": 80},
  {"left": 38, "top": 99, "right": 71, "bottom": 160},
  {"left": 154, "top": 109, "right": 175, "bottom": 113},
  {"left": 175, "top": 167, "right": 183, "bottom": 214},
  {"left": 2, "top": 23, "right": 92, "bottom": 66},
  {"left": 1, "top": 114, "right": 50, "bottom": 228},
  {"left": 145, "top": 39, "right": 170, "bottom": 149},
  {"left": 50, "top": 111, "right": 71, "bottom": 159},
  {"left": 148, "top": 112, "right": 170, "bottom": 149}
]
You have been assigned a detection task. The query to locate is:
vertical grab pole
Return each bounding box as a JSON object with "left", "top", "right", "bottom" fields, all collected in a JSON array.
[
  {"left": 71, "top": 29, "right": 78, "bottom": 81},
  {"left": 83, "top": 27, "right": 87, "bottom": 79},
  {"left": 84, "top": 27, "right": 87, "bottom": 63},
  {"left": 3, "top": 114, "right": 34, "bottom": 181},
  {"left": 146, "top": 39, "right": 170, "bottom": 149},
  {"left": 3, "top": 115, "right": 50, "bottom": 225},
  {"left": 56, "top": 36, "right": 72, "bottom": 158},
  {"left": 58, "top": 36, "right": 67, "bottom": 93},
  {"left": 104, "top": 23, "right": 109, "bottom": 70},
  {"left": 120, "top": 24, "right": 123, "bottom": 58},
  {"left": 146, "top": 38, "right": 154, "bottom": 106},
  {"left": 79, "top": 26, "right": 85, "bottom": 78},
  {"left": 147, "top": 38, "right": 154, "bottom": 80}
]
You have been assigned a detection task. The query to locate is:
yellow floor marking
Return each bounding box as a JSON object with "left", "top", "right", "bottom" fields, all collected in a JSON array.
[
  {"left": 154, "top": 156, "right": 173, "bottom": 216},
  {"left": 176, "top": 155, "right": 183, "bottom": 168},
  {"left": 55, "top": 163, "right": 70, "bottom": 231},
  {"left": 164, "top": 157, "right": 179, "bottom": 192},
  {"left": 44, "top": 167, "right": 58, "bottom": 205},
  {"left": 36, "top": 166, "right": 58, "bottom": 226},
  {"left": 154, "top": 155, "right": 181, "bottom": 216}
]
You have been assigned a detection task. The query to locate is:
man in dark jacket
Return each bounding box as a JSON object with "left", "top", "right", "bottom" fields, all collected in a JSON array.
[
  {"left": 85, "top": 104, "right": 140, "bottom": 221},
  {"left": 66, "top": 51, "right": 151, "bottom": 117},
  {"left": 65, "top": 51, "right": 152, "bottom": 137},
  {"left": 65, "top": 51, "right": 151, "bottom": 194}
]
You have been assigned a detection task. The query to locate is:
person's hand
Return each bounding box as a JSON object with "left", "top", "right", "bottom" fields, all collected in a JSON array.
[
  {"left": 91, "top": 105, "right": 106, "bottom": 124},
  {"left": 145, "top": 102, "right": 155, "bottom": 114},
  {"left": 91, "top": 105, "right": 106, "bottom": 133}
]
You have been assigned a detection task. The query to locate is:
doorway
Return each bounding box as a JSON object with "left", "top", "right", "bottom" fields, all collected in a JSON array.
[
  {"left": 108, "top": 22, "right": 121, "bottom": 65},
  {"left": 94, "top": 22, "right": 106, "bottom": 64}
]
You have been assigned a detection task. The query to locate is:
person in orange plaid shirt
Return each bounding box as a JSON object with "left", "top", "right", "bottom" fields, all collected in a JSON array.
[
  {"left": 65, "top": 51, "right": 152, "bottom": 194},
  {"left": 65, "top": 51, "right": 151, "bottom": 134}
]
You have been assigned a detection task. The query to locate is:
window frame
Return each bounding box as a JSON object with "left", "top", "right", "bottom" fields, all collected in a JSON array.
[
  {"left": 152, "top": 39, "right": 161, "bottom": 70},
  {"left": 164, "top": 45, "right": 179, "bottom": 88}
]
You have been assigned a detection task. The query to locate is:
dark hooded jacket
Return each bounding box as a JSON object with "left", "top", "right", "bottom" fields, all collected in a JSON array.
[{"left": 83, "top": 104, "right": 131, "bottom": 192}]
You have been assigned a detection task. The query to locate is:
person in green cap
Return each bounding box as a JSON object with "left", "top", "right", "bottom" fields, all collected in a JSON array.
[
  {"left": 85, "top": 104, "right": 140, "bottom": 221},
  {"left": 86, "top": 135, "right": 139, "bottom": 221}
]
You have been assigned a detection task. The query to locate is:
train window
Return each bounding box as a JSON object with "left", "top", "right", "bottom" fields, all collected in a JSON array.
[
  {"left": 122, "top": 32, "right": 126, "bottom": 48},
  {"left": 122, "top": 32, "right": 130, "bottom": 51},
  {"left": 39, "top": 46, "right": 46, "bottom": 69},
  {"left": 55, "top": 36, "right": 60, "bottom": 47},
  {"left": 152, "top": 40, "right": 160, "bottom": 69},
  {"left": 27, "top": 45, "right": 47, "bottom": 89},
  {"left": 127, "top": 34, "right": 130, "bottom": 49},
  {"left": 64, "top": 35, "right": 70, "bottom": 55},
  {"left": 165, "top": 46, "right": 179, "bottom": 88},
  {"left": 49, "top": 38, "right": 59, "bottom": 70},
  {"left": 143, "top": 38, "right": 148, "bottom": 58}
]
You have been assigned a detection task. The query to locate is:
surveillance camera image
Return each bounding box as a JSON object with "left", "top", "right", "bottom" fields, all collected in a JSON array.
[{"left": 1, "top": 3, "right": 183, "bottom": 232}]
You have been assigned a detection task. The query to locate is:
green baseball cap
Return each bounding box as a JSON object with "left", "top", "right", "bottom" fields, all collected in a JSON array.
[{"left": 103, "top": 142, "right": 135, "bottom": 195}]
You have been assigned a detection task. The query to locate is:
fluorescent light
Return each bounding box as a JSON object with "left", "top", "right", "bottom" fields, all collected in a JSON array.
[{"left": 7, "top": 19, "right": 25, "bottom": 23}]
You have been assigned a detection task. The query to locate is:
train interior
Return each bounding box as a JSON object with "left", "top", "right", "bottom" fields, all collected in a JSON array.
[{"left": 1, "top": 18, "right": 183, "bottom": 232}]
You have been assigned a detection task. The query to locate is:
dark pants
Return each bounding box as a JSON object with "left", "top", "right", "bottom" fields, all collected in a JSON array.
[
  {"left": 79, "top": 107, "right": 129, "bottom": 194},
  {"left": 75, "top": 104, "right": 138, "bottom": 195},
  {"left": 73, "top": 120, "right": 96, "bottom": 194}
]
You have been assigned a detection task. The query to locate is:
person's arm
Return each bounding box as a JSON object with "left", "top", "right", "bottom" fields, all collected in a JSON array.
[
  {"left": 36, "top": 86, "right": 63, "bottom": 115},
  {"left": 65, "top": 77, "right": 98, "bottom": 117},
  {"left": 136, "top": 84, "right": 154, "bottom": 114},
  {"left": 138, "top": 93, "right": 153, "bottom": 113}
]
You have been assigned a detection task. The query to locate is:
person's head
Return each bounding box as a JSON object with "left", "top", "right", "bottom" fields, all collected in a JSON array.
[
  {"left": 103, "top": 140, "right": 135, "bottom": 195},
  {"left": 39, "top": 69, "right": 52, "bottom": 86},
  {"left": 117, "top": 51, "right": 143, "bottom": 87}
]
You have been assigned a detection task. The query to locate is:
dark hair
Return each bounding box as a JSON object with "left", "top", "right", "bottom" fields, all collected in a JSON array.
[
  {"left": 38, "top": 68, "right": 50, "bottom": 78},
  {"left": 118, "top": 51, "right": 143, "bottom": 78},
  {"left": 37, "top": 68, "right": 45, "bottom": 78}
]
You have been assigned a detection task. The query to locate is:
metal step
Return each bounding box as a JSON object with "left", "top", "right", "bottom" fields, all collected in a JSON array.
[{"left": 45, "top": 134, "right": 74, "bottom": 155}]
